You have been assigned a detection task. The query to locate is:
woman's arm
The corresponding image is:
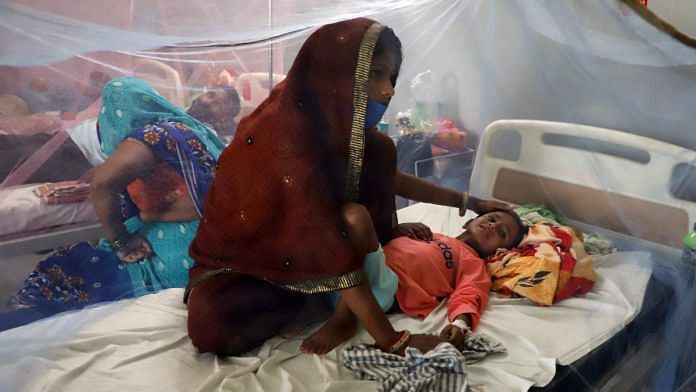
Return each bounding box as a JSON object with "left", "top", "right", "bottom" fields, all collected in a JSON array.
[
  {"left": 91, "top": 139, "right": 157, "bottom": 244},
  {"left": 395, "top": 171, "right": 514, "bottom": 215},
  {"left": 395, "top": 171, "right": 462, "bottom": 207}
]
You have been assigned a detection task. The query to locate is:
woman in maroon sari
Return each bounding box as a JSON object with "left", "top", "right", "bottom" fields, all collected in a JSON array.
[{"left": 186, "top": 18, "right": 510, "bottom": 356}]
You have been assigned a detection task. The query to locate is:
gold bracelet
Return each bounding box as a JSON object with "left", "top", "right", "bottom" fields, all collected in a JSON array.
[
  {"left": 387, "top": 330, "right": 411, "bottom": 354},
  {"left": 111, "top": 232, "right": 133, "bottom": 252},
  {"left": 377, "top": 330, "right": 411, "bottom": 354}
]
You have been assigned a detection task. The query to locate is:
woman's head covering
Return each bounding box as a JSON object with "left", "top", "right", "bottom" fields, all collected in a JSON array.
[
  {"left": 97, "top": 77, "right": 226, "bottom": 157},
  {"left": 190, "top": 18, "right": 400, "bottom": 293}
]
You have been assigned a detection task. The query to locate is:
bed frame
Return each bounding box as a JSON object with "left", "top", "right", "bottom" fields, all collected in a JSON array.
[
  {"left": 0, "top": 62, "right": 192, "bottom": 260},
  {"left": 471, "top": 120, "right": 694, "bottom": 250},
  {"left": 470, "top": 119, "right": 695, "bottom": 391},
  {"left": 0, "top": 222, "right": 104, "bottom": 259}
]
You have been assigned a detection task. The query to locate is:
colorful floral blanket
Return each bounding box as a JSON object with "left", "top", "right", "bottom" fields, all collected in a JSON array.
[{"left": 485, "top": 224, "right": 597, "bottom": 306}]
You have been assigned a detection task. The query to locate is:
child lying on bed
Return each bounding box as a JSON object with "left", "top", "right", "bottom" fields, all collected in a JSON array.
[{"left": 298, "top": 207, "right": 527, "bottom": 354}]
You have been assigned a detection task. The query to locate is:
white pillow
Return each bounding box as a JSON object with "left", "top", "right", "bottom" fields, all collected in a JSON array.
[{"left": 66, "top": 118, "right": 106, "bottom": 167}]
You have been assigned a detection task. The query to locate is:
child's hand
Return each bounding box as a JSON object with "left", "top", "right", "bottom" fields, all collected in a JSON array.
[
  {"left": 439, "top": 324, "right": 468, "bottom": 351},
  {"left": 392, "top": 223, "right": 433, "bottom": 241}
]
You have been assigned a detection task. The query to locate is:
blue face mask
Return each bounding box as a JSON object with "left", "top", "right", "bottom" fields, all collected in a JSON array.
[{"left": 365, "top": 98, "right": 388, "bottom": 129}]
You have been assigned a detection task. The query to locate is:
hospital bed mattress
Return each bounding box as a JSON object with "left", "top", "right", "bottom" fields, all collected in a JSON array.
[
  {"left": 0, "top": 203, "right": 655, "bottom": 392},
  {"left": 0, "top": 184, "right": 100, "bottom": 258}
]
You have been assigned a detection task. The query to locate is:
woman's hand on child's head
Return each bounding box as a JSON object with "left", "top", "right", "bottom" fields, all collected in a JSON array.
[
  {"left": 439, "top": 324, "right": 468, "bottom": 351},
  {"left": 466, "top": 195, "right": 515, "bottom": 216},
  {"left": 116, "top": 235, "right": 153, "bottom": 263},
  {"left": 393, "top": 222, "right": 433, "bottom": 241}
]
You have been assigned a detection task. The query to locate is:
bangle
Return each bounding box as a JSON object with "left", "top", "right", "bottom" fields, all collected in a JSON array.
[
  {"left": 111, "top": 232, "right": 133, "bottom": 252},
  {"left": 459, "top": 192, "right": 469, "bottom": 215},
  {"left": 376, "top": 330, "right": 411, "bottom": 354},
  {"left": 451, "top": 318, "right": 470, "bottom": 332}
]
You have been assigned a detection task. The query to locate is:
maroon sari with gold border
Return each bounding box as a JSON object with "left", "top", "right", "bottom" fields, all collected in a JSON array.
[{"left": 188, "top": 18, "right": 396, "bottom": 294}]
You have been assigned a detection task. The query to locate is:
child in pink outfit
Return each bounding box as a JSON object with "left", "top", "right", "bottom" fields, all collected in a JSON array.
[
  {"left": 302, "top": 209, "right": 527, "bottom": 354},
  {"left": 385, "top": 232, "right": 491, "bottom": 330}
]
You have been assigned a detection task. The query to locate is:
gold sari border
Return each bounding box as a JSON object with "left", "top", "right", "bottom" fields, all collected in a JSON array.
[
  {"left": 344, "top": 22, "right": 384, "bottom": 202},
  {"left": 183, "top": 267, "right": 237, "bottom": 303},
  {"left": 274, "top": 268, "right": 368, "bottom": 294},
  {"left": 183, "top": 266, "right": 368, "bottom": 302}
]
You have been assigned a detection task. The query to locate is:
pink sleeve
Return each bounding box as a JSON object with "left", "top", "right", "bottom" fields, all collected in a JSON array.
[{"left": 446, "top": 258, "right": 491, "bottom": 330}]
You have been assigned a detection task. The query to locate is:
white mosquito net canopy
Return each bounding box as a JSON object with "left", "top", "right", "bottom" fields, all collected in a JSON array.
[{"left": 0, "top": 0, "right": 694, "bottom": 390}]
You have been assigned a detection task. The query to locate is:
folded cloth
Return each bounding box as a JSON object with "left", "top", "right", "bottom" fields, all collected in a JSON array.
[
  {"left": 486, "top": 224, "right": 597, "bottom": 306},
  {"left": 33, "top": 181, "right": 90, "bottom": 205},
  {"left": 583, "top": 232, "right": 616, "bottom": 256},
  {"left": 460, "top": 331, "right": 506, "bottom": 363},
  {"left": 515, "top": 204, "right": 564, "bottom": 226},
  {"left": 343, "top": 333, "right": 505, "bottom": 392},
  {"left": 515, "top": 204, "right": 615, "bottom": 256}
]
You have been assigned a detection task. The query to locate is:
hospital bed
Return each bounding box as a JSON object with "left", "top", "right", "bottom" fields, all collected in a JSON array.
[
  {"left": 235, "top": 72, "right": 286, "bottom": 121},
  {"left": 0, "top": 212, "right": 97, "bottom": 260},
  {"left": 0, "top": 120, "right": 693, "bottom": 391},
  {"left": 469, "top": 120, "right": 692, "bottom": 390},
  {"left": 0, "top": 69, "right": 286, "bottom": 258},
  {"left": 0, "top": 60, "right": 187, "bottom": 258},
  {"left": 0, "top": 146, "right": 103, "bottom": 258}
]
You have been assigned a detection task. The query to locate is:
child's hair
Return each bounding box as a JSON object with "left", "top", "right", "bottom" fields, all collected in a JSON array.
[
  {"left": 497, "top": 209, "right": 528, "bottom": 248},
  {"left": 374, "top": 26, "right": 403, "bottom": 86}
]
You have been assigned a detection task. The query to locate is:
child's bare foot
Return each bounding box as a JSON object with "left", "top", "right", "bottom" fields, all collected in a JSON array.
[
  {"left": 300, "top": 312, "right": 357, "bottom": 355},
  {"left": 279, "top": 295, "right": 331, "bottom": 339}
]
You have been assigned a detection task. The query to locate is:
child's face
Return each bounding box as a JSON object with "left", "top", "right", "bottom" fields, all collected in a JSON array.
[
  {"left": 367, "top": 52, "right": 396, "bottom": 104},
  {"left": 464, "top": 211, "right": 522, "bottom": 257}
]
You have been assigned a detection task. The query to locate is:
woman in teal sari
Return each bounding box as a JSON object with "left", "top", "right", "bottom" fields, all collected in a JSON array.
[{"left": 1, "top": 77, "right": 226, "bottom": 331}]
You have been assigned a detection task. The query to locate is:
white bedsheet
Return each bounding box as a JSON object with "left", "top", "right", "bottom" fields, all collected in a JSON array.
[
  {"left": 0, "top": 184, "right": 96, "bottom": 237},
  {"left": 397, "top": 204, "right": 654, "bottom": 365},
  {"left": 0, "top": 204, "right": 653, "bottom": 391}
]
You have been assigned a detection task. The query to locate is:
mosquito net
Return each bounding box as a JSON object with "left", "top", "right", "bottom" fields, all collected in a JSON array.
[{"left": 0, "top": 0, "right": 694, "bottom": 390}]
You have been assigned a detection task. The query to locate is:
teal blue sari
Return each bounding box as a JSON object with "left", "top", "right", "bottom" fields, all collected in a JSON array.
[
  {"left": 3, "top": 78, "right": 225, "bottom": 328},
  {"left": 97, "top": 77, "right": 224, "bottom": 295}
]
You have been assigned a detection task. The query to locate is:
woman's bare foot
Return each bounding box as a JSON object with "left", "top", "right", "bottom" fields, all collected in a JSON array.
[
  {"left": 279, "top": 295, "right": 332, "bottom": 339},
  {"left": 300, "top": 310, "right": 357, "bottom": 355}
]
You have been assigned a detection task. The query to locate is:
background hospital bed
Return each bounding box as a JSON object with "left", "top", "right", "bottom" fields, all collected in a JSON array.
[
  {"left": 0, "top": 59, "right": 189, "bottom": 258},
  {"left": 0, "top": 119, "right": 693, "bottom": 391},
  {"left": 0, "top": 67, "right": 287, "bottom": 259},
  {"left": 470, "top": 120, "right": 693, "bottom": 391}
]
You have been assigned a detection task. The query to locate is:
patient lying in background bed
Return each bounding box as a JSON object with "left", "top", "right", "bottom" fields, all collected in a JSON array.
[
  {"left": 0, "top": 84, "right": 241, "bottom": 186},
  {"left": 0, "top": 79, "right": 237, "bottom": 332}
]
